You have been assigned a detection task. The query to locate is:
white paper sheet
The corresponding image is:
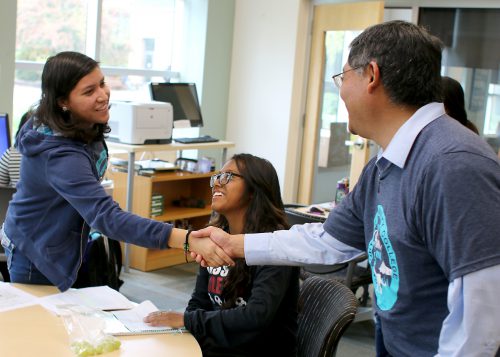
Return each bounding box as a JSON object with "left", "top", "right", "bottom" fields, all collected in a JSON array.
[
  {"left": 0, "top": 282, "right": 39, "bottom": 312},
  {"left": 39, "top": 285, "right": 135, "bottom": 313}
]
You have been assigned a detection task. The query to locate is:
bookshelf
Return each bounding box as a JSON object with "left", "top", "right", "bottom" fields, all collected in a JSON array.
[
  {"left": 106, "top": 140, "right": 235, "bottom": 271},
  {"left": 109, "top": 170, "right": 215, "bottom": 271}
]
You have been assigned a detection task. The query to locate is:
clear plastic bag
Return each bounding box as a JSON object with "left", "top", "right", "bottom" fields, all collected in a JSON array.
[{"left": 59, "top": 304, "right": 121, "bottom": 356}]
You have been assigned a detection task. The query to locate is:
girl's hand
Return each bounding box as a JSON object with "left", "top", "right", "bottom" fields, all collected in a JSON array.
[
  {"left": 143, "top": 311, "right": 184, "bottom": 328},
  {"left": 189, "top": 227, "right": 235, "bottom": 267}
]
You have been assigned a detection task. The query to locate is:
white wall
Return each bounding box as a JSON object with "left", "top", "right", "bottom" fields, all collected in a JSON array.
[
  {"left": 226, "top": 0, "right": 311, "bottom": 202},
  {"left": 0, "top": 2, "right": 17, "bottom": 117},
  {"left": 182, "top": 0, "right": 209, "bottom": 85},
  {"left": 198, "top": 0, "right": 235, "bottom": 168}
]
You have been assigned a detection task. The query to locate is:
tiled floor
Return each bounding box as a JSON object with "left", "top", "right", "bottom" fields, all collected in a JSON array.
[
  {"left": 119, "top": 262, "right": 376, "bottom": 356},
  {"left": 119, "top": 262, "right": 199, "bottom": 312}
]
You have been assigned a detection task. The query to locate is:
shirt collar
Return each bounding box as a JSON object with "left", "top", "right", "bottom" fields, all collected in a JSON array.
[{"left": 377, "top": 102, "right": 445, "bottom": 168}]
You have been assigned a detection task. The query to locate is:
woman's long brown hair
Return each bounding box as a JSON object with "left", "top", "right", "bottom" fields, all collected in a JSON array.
[{"left": 208, "top": 153, "right": 289, "bottom": 308}]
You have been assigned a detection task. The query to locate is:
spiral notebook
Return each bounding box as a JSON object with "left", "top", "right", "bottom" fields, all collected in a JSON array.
[{"left": 105, "top": 300, "right": 186, "bottom": 336}]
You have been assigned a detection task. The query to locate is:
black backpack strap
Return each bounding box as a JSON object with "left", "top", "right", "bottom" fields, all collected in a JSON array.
[{"left": 107, "top": 237, "right": 123, "bottom": 289}]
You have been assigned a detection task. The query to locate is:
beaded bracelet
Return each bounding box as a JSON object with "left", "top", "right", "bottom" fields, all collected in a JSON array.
[{"left": 184, "top": 229, "right": 193, "bottom": 263}]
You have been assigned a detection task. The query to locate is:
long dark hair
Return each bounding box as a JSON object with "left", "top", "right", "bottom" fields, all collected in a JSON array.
[
  {"left": 14, "top": 110, "right": 32, "bottom": 145},
  {"left": 208, "top": 153, "right": 289, "bottom": 308},
  {"left": 442, "top": 76, "right": 479, "bottom": 134},
  {"left": 34, "top": 51, "right": 110, "bottom": 143}
]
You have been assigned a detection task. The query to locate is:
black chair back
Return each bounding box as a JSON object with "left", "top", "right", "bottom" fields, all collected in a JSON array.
[
  {"left": 0, "top": 186, "right": 15, "bottom": 282},
  {"left": 0, "top": 186, "right": 16, "bottom": 223},
  {"left": 297, "top": 276, "right": 358, "bottom": 357}
]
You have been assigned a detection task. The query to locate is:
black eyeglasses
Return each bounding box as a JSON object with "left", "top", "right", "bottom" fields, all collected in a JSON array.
[
  {"left": 332, "top": 65, "right": 363, "bottom": 88},
  {"left": 210, "top": 172, "right": 244, "bottom": 188}
]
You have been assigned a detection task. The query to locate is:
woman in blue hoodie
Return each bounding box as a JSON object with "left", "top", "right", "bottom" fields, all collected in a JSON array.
[{"left": 0, "top": 51, "right": 231, "bottom": 291}]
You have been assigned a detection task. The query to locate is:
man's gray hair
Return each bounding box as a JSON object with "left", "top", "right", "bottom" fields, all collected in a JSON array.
[{"left": 348, "top": 20, "right": 443, "bottom": 108}]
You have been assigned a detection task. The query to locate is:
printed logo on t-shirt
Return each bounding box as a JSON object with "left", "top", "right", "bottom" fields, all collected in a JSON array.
[
  {"left": 367, "top": 205, "right": 399, "bottom": 310},
  {"left": 206, "top": 266, "right": 247, "bottom": 307}
]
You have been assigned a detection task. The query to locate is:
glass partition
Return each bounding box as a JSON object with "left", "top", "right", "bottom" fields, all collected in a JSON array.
[{"left": 419, "top": 7, "right": 500, "bottom": 153}]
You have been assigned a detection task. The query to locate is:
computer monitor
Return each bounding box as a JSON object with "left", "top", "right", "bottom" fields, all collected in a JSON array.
[
  {"left": 0, "top": 113, "right": 11, "bottom": 156},
  {"left": 149, "top": 82, "right": 203, "bottom": 128}
]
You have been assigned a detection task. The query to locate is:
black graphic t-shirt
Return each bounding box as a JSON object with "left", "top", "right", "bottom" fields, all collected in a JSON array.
[
  {"left": 184, "top": 264, "right": 299, "bottom": 357},
  {"left": 206, "top": 266, "right": 247, "bottom": 308}
]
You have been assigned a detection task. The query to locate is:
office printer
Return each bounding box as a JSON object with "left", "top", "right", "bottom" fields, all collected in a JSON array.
[{"left": 107, "top": 101, "right": 173, "bottom": 144}]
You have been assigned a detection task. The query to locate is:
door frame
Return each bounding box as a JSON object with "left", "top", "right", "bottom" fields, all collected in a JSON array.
[{"left": 297, "top": 1, "right": 384, "bottom": 204}]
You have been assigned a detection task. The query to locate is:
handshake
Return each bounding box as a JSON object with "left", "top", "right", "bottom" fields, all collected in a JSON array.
[{"left": 188, "top": 227, "right": 244, "bottom": 267}]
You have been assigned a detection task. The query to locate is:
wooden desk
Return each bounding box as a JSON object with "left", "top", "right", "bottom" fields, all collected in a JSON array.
[
  {"left": 106, "top": 140, "right": 235, "bottom": 271},
  {"left": 0, "top": 284, "right": 202, "bottom": 357}
]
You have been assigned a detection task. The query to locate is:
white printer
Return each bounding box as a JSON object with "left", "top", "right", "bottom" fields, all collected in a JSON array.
[{"left": 107, "top": 101, "right": 173, "bottom": 144}]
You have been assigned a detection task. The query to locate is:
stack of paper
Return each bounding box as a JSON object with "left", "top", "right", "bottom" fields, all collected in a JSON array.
[{"left": 39, "top": 285, "right": 135, "bottom": 313}]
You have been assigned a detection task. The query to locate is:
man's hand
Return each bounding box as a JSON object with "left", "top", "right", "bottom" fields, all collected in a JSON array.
[
  {"left": 190, "top": 226, "right": 245, "bottom": 266},
  {"left": 189, "top": 234, "right": 235, "bottom": 267},
  {"left": 144, "top": 311, "right": 184, "bottom": 328}
]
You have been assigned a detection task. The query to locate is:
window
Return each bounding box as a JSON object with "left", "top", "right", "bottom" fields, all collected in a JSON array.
[
  {"left": 317, "top": 30, "right": 360, "bottom": 169},
  {"left": 419, "top": 7, "right": 500, "bottom": 138},
  {"left": 14, "top": 0, "right": 182, "bottom": 132}
]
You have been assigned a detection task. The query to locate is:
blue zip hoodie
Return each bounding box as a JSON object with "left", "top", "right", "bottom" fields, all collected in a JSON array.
[{"left": 4, "top": 119, "right": 172, "bottom": 291}]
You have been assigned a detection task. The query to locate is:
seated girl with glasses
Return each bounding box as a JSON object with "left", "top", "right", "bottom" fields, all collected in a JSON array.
[{"left": 144, "top": 153, "right": 299, "bottom": 357}]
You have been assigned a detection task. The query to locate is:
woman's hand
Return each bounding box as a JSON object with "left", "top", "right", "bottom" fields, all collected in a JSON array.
[
  {"left": 189, "top": 226, "right": 245, "bottom": 266},
  {"left": 189, "top": 232, "right": 235, "bottom": 267},
  {"left": 143, "top": 311, "right": 184, "bottom": 328}
]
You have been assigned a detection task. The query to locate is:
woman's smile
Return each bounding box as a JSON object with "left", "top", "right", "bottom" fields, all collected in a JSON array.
[{"left": 212, "top": 191, "right": 224, "bottom": 199}]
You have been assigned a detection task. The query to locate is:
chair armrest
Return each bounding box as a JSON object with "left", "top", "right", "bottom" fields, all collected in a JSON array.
[
  {"left": 351, "top": 252, "right": 368, "bottom": 264},
  {"left": 345, "top": 253, "right": 368, "bottom": 288}
]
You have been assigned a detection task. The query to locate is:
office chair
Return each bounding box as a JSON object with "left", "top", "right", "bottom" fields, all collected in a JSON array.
[
  {"left": 297, "top": 275, "right": 358, "bottom": 357},
  {"left": 300, "top": 253, "right": 372, "bottom": 307},
  {"left": 0, "top": 250, "right": 7, "bottom": 282},
  {"left": 284, "top": 204, "right": 372, "bottom": 307}
]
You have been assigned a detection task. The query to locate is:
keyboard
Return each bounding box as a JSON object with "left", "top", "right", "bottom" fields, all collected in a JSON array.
[{"left": 174, "top": 135, "right": 219, "bottom": 144}]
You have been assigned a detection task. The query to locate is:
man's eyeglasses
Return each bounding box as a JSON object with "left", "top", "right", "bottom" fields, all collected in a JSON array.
[
  {"left": 332, "top": 66, "right": 363, "bottom": 88},
  {"left": 210, "top": 172, "right": 244, "bottom": 188}
]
